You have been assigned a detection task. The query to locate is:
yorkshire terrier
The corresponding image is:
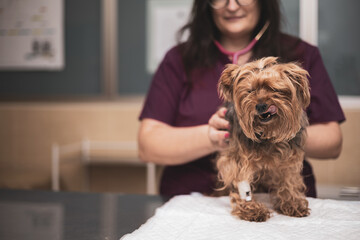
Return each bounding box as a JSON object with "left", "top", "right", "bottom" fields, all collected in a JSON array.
[{"left": 216, "top": 57, "right": 311, "bottom": 222}]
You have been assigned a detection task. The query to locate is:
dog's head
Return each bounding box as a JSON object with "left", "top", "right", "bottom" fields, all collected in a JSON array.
[{"left": 218, "top": 57, "right": 310, "bottom": 143}]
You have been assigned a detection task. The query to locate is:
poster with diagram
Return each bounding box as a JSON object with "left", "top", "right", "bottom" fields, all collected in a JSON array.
[{"left": 0, "top": 0, "right": 64, "bottom": 70}]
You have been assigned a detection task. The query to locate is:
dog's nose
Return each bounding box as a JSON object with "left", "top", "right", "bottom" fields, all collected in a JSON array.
[{"left": 256, "top": 103, "right": 268, "bottom": 113}]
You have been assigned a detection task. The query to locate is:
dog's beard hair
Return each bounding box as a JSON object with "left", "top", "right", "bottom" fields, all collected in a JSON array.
[{"left": 233, "top": 78, "right": 306, "bottom": 143}]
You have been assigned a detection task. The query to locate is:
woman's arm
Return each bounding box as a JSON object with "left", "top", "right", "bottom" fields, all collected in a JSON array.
[
  {"left": 138, "top": 108, "right": 230, "bottom": 165},
  {"left": 304, "top": 121, "right": 343, "bottom": 159},
  {"left": 139, "top": 108, "right": 342, "bottom": 164}
]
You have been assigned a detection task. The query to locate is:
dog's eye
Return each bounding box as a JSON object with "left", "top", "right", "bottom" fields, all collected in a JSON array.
[{"left": 247, "top": 89, "right": 254, "bottom": 93}]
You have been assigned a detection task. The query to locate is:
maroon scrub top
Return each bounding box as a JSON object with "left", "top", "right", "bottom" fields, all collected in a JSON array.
[{"left": 139, "top": 34, "right": 345, "bottom": 198}]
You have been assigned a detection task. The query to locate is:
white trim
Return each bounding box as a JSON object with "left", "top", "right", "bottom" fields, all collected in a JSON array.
[
  {"left": 147, "top": 163, "right": 157, "bottom": 195},
  {"left": 51, "top": 144, "right": 60, "bottom": 191},
  {"left": 102, "top": 0, "right": 118, "bottom": 98},
  {"left": 0, "top": 100, "right": 144, "bottom": 111},
  {"left": 299, "top": 0, "right": 318, "bottom": 46},
  {"left": 339, "top": 96, "right": 360, "bottom": 109}
]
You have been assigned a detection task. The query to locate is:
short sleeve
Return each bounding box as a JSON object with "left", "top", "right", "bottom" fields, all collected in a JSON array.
[
  {"left": 305, "top": 47, "right": 345, "bottom": 124},
  {"left": 139, "top": 46, "right": 186, "bottom": 125}
]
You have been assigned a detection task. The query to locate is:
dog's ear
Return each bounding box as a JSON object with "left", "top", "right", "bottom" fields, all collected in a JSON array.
[
  {"left": 283, "top": 63, "right": 311, "bottom": 109},
  {"left": 218, "top": 64, "right": 241, "bottom": 101}
]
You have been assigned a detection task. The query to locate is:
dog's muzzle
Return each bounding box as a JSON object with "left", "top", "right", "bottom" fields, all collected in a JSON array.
[{"left": 258, "top": 104, "right": 277, "bottom": 122}]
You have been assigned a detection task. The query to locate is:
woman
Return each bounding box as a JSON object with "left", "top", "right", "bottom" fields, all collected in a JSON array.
[{"left": 138, "top": 0, "right": 345, "bottom": 198}]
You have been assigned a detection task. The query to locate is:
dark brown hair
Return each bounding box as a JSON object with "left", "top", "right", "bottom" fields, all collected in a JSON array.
[{"left": 177, "top": 0, "right": 299, "bottom": 79}]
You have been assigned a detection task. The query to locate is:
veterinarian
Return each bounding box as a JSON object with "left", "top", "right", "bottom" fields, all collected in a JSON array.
[{"left": 138, "top": 0, "right": 345, "bottom": 198}]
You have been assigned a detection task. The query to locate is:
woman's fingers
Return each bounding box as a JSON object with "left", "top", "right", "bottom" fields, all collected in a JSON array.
[
  {"left": 218, "top": 107, "right": 227, "bottom": 117},
  {"left": 208, "top": 127, "right": 229, "bottom": 148},
  {"left": 209, "top": 108, "right": 230, "bottom": 130},
  {"left": 208, "top": 107, "right": 230, "bottom": 150}
]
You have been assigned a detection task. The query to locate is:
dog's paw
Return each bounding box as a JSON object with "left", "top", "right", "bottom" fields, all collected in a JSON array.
[
  {"left": 232, "top": 201, "right": 271, "bottom": 222},
  {"left": 275, "top": 198, "right": 310, "bottom": 217}
]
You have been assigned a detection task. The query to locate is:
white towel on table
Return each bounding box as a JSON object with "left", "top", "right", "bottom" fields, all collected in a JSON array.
[{"left": 121, "top": 193, "right": 360, "bottom": 240}]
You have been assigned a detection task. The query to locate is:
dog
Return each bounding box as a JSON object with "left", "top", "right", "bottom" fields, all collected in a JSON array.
[{"left": 216, "top": 57, "right": 311, "bottom": 222}]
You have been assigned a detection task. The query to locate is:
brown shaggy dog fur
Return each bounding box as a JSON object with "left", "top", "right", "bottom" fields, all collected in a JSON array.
[{"left": 216, "top": 57, "right": 311, "bottom": 222}]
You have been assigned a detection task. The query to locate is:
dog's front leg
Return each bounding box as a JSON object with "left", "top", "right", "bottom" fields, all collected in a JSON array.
[
  {"left": 230, "top": 179, "right": 271, "bottom": 222},
  {"left": 271, "top": 165, "right": 310, "bottom": 218},
  {"left": 217, "top": 153, "right": 271, "bottom": 221}
]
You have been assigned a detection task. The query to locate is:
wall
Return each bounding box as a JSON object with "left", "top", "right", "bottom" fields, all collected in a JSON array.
[
  {"left": 309, "top": 109, "right": 360, "bottom": 186},
  {"left": 0, "top": 101, "right": 359, "bottom": 195},
  {"left": 0, "top": 99, "right": 162, "bottom": 194}
]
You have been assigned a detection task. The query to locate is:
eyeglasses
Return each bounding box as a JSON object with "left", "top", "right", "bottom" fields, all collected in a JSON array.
[{"left": 208, "top": 0, "right": 255, "bottom": 10}]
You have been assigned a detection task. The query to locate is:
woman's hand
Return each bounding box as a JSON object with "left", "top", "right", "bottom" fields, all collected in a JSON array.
[{"left": 208, "top": 107, "right": 230, "bottom": 150}]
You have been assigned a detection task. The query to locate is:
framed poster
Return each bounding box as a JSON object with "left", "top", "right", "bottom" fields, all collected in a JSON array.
[
  {"left": 146, "top": 0, "right": 193, "bottom": 74},
  {"left": 0, "top": 0, "right": 64, "bottom": 70}
]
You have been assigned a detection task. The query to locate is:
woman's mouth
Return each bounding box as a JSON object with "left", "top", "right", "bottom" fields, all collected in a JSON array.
[{"left": 224, "top": 15, "right": 245, "bottom": 21}]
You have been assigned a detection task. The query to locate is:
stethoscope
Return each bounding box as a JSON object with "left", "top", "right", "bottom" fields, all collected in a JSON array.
[{"left": 214, "top": 21, "right": 270, "bottom": 64}]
